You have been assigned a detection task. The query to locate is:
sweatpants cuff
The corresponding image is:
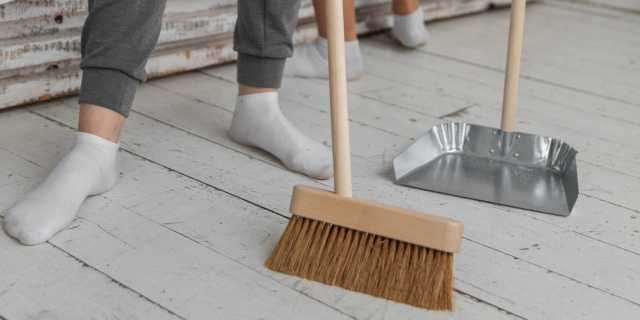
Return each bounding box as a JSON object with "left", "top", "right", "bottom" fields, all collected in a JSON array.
[
  {"left": 236, "top": 53, "right": 286, "bottom": 89},
  {"left": 78, "top": 68, "right": 140, "bottom": 118}
]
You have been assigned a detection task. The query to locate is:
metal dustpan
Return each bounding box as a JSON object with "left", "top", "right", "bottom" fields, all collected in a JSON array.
[{"left": 392, "top": 0, "right": 578, "bottom": 216}]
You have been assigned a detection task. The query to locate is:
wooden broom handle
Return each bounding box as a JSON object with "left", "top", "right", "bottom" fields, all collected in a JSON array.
[
  {"left": 501, "top": 0, "right": 526, "bottom": 132},
  {"left": 326, "top": 0, "right": 353, "bottom": 197}
]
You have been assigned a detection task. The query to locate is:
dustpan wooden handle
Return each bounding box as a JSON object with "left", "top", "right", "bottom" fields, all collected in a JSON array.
[
  {"left": 501, "top": 0, "right": 526, "bottom": 132},
  {"left": 327, "top": 0, "right": 353, "bottom": 197}
]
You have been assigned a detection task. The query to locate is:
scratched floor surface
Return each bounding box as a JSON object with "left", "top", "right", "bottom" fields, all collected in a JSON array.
[{"left": 1, "top": 1, "right": 640, "bottom": 319}]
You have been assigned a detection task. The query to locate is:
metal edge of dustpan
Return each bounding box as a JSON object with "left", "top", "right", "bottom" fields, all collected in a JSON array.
[{"left": 393, "top": 122, "right": 579, "bottom": 216}]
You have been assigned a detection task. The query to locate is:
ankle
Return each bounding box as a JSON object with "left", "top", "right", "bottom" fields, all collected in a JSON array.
[
  {"left": 392, "top": 7, "right": 429, "bottom": 48},
  {"left": 4, "top": 132, "right": 120, "bottom": 245},
  {"left": 234, "top": 91, "right": 279, "bottom": 113},
  {"left": 230, "top": 92, "right": 279, "bottom": 142},
  {"left": 78, "top": 103, "right": 125, "bottom": 143},
  {"left": 283, "top": 36, "right": 363, "bottom": 81},
  {"left": 238, "top": 84, "right": 278, "bottom": 96},
  {"left": 71, "top": 132, "right": 120, "bottom": 194},
  {"left": 229, "top": 93, "right": 333, "bottom": 180},
  {"left": 393, "top": 0, "right": 420, "bottom": 15}
]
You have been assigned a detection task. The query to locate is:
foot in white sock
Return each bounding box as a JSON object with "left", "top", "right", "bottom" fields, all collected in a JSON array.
[
  {"left": 392, "top": 7, "right": 430, "bottom": 48},
  {"left": 283, "top": 37, "right": 364, "bottom": 81},
  {"left": 230, "top": 92, "right": 334, "bottom": 180},
  {"left": 4, "top": 132, "right": 119, "bottom": 245}
]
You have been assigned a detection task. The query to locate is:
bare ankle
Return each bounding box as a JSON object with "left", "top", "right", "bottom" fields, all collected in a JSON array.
[
  {"left": 78, "top": 104, "right": 126, "bottom": 143},
  {"left": 238, "top": 84, "right": 278, "bottom": 96},
  {"left": 392, "top": 0, "right": 420, "bottom": 15}
]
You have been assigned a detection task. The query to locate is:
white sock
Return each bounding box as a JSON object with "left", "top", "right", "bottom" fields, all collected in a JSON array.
[
  {"left": 392, "top": 7, "right": 430, "bottom": 48},
  {"left": 283, "top": 37, "right": 364, "bottom": 81},
  {"left": 4, "top": 132, "right": 119, "bottom": 245},
  {"left": 230, "top": 92, "right": 334, "bottom": 180}
]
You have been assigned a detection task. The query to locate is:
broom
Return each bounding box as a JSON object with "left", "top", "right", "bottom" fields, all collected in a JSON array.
[{"left": 265, "top": 0, "right": 464, "bottom": 311}]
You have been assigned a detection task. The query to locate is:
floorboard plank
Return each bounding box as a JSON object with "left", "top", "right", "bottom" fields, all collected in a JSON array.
[
  {"left": 22, "top": 89, "right": 640, "bottom": 319},
  {"left": 0, "top": 109, "right": 515, "bottom": 320},
  {"left": 0, "top": 115, "right": 356, "bottom": 320},
  {"left": 165, "top": 68, "right": 640, "bottom": 220},
  {"left": 411, "top": 2, "right": 640, "bottom": 103},
  {"left": 3, "top": 1, "right": 638, "bottom": 318},
  {"left": 0, "top": 185, "right": 180, "bottom": 320},
  {"left": 0, "top": 223, "right": 182, "bottom": 320},
  {"left": 200, "top": 57, "right": 640, "bottom": 181},
  {"left": 173, "top": 67, "right": 640, "bottom": 183},
  {"left": 547, "top": 0, "right": 640, "bottom": 17},
  {"left": 194, "top": 65, "right": 640, "bottom": 253},
  {"left": 359, "top": 41, "right": 640, "bottom": 144}
]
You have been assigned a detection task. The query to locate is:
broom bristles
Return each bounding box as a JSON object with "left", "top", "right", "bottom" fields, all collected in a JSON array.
[{"left": 266, "top": 216, "right": 455, "bottom": 311}]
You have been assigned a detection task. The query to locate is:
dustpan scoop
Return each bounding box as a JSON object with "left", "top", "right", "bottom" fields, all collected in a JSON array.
[{"left": 392, "top": 0, "right": 579, "bottom": 216}]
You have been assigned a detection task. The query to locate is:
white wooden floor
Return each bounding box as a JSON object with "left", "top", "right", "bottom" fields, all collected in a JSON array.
[{"left": 1, "top": 1, "right": 639, "bottom": 319}]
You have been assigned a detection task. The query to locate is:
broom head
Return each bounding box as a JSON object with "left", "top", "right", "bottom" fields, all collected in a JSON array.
[{"left": 265, "top": 185, "right": 464, "bottom": 311}]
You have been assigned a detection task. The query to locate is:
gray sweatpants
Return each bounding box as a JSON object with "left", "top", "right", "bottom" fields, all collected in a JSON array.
[{"left": 78, "top": 0, "right": 302, "bottom": 117}]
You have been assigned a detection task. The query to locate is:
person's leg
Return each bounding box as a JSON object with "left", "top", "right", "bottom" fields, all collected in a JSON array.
[
  {"left": 78, "top": 103, "right": 126, "bottom": 143},
  {"left": 392, "top": 0, "right": 420, "bottom": 15},
  {"left": 4, "top": 0, "right": 166, "bottom": 246},
  {"left": 314, "top": 0, "right": 357, "bottom": 42},
  {"left": 283, "top": 0, "right": 364, "bottom": 80},
  {"left": 391, "top": 0, "right": 429, "bottom": 47},
  {"left": 230, "top": 0, "right": 333, "bottom": 180}
]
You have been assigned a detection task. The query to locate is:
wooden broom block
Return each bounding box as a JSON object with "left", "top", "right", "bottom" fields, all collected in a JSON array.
[{"left": 289, "top": 185, "right": 464, "bottom": 253}]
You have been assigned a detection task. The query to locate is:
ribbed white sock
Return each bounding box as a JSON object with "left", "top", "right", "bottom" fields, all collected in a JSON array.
[
  {"left": 283, "top": 37, "right": 364, "bottom": 81},
  {"left": 230, "top": 92, "right": 334, "bottom": 180},
  {"left": 392, "top": 7, "right": 430, "bottom": 48},
  {"left": 4, "top": 132, "right": 119, "bottom": 245}
]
